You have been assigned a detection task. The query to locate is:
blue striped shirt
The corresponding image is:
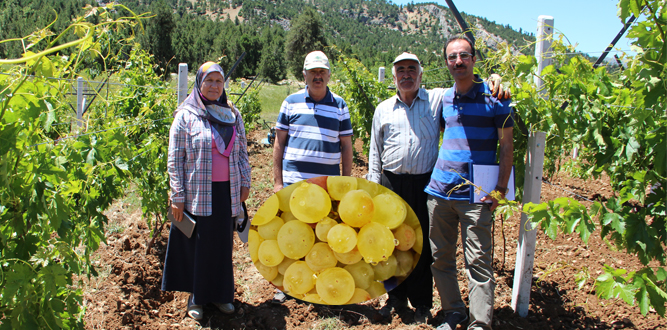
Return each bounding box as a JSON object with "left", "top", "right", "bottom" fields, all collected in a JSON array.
[
  {"left": 425, "top": 80, "right": 514, "bottom": 200},
  {"left": 276, "top": 87, "right": 353, "bottom": 184}
]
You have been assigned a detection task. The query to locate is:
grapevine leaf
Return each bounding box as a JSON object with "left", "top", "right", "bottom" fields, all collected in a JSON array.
[
  {"left": 42, "top": 103, "right": 56, "bottom": 133},
  {"left": 577, "top": 215, "right": 595, "bottom": 244},
  {"left": 602, "top": 212, "right": 626, "bottom": 234},
  {"left": 625, "top": 136, "right": 640, "bottom": 160},
  {"left": 0, "top": 122, "right": 18, "bottom": 156},
  {"left": 617, "top": 0, "right": 631, "bottom": 22},
  {"left": 596, "top": 267, "right": 637, "bottom": 305},
  {"left": 40, "top": 264, "right": 69, "bottom": 298},
  {"left": 575, "top": 268, "right": 589, "bottom": 290},
  {"left": 646, "top": 284, "right": 667, "bottom": 317},
  {"left": 657, "top": 268, "right": 667, "bottom": 282},
  {"left": 115, "top": 157, "right": 129, "bottom": 171},
  {"left": 2, "top": 263, "right": 34, "bottom": 305},
  {"left": 625, "top": 215, "right": 656, "bottom": 265},
  {"left": 565, "top": 213, "right": 581, "bottom": 234},
  {"left": 86, "top": 147, "right": 97, "bottom": 165},
  {"left": 635, "top": 276, "right": 650, "bottom": 315}
]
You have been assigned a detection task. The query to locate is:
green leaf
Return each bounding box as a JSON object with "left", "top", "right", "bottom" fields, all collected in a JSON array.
[
  {"left": 39, "top": 264, "right": 69, "bottom": 297},
  {"left": 635, "top": 276, "right": 650, "bottom": 315},
  {"left": 625, "top": 214, "right": 657, "bottom": 265},
  {"left": 577, "top": 215, "right": 594, "bottom": 244},
  {"left": 1, "top": 263, "right": 34, "bottom": 304},
  {"left": 0, "top": 122, "right": 18, "bottom": 156},
  {"left": 646, "top": 284, "right": 667, "bottom": 317},
  {"left": 114, "top": 157, "right": 129, "bottom": 171},
  {"left": 602, "top": 212, "right": 626, "bottom": 234},
  {"left": 575, "top": 268, "right": 589, "bottom": 290},
  {"left": 86, "top": 147, "right": 97, "bottom": 165},
  {"left": 625, "top": 136, "right": 640, "bottom": 160},
  {"left": 617, "top": 0, "right": 632, "bottom": 22},
  {"left": 595, "top": 266, "right": 636, "bottom": 305},
  {"left": 657, "top": 268, "right": 667, "bottom": 282}
]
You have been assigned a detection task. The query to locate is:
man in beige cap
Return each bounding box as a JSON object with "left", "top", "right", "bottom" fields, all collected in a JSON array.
[
  {"left": 271, "top": 51, "right": 353, "bottom": 303},
  {"left": 368, "top": 51, "right": 508, "bottom": 324}
]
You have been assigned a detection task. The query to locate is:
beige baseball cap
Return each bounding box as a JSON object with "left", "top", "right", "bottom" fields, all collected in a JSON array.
[{"left": 303, "top": 51, "right": 330, "bottom": 71}]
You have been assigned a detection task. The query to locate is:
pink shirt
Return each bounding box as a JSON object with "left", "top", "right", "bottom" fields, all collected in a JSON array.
[{"left": 211, "top": 127, "right": 236, "bottom": 182}]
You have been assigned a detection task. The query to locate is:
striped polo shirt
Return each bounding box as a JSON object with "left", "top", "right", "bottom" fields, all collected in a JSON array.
[
  {"left": 276, "top": 87, "right": 353, "bottom": 184},
  {"left": 425, "top": 79, "right": 514, "bottom": 200}
]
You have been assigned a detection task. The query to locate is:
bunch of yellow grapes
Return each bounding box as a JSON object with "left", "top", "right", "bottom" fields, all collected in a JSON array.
[{"left": 248, "top": 176, "right": 423, "bottom": 306}]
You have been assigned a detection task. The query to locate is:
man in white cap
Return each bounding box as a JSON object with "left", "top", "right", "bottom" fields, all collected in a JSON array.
[
  {"left": 272, "top": 50, "right": 353, "bottom": 303},
  {"left": 367, "top": 52, "right": 441, "bottom": 324},
  {"left": 368, "top": 51, "right": 508, "bottom": 324}
]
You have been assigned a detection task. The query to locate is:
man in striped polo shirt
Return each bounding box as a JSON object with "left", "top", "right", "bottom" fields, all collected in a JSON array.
[
  {"left": 273, "top": 51, "right": 353, "bottom": 191},
  {"left": 271, "top": 51, "right": 353, "bottom": 304},
  {"left": 425, "top": 36, "right": 514, "bottom": 330}
]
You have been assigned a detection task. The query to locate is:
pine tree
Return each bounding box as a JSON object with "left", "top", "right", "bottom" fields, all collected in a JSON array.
[{"left": 285, "top": 7, "right": 328, "bottom": 80}]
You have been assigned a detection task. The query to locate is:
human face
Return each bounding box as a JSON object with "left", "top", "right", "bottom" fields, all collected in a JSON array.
[
  {"left": 445, "top": 40, "right": 476, "bottom": 82},
  {"left": 303, "top": 68, "right": 331, "bottom": 95},
  {"left": 200, "top": 72, "right": 225, "bottom": 101},
  {"left": 393, "top": 60, "right": 422, "bottom": 96}
]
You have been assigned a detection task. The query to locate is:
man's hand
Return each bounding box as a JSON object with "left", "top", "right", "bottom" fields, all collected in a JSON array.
[
  {"left": 487, "top": 73, "right": 511, "bottom": 100},
  {"left": 273, "top": 183, "right": 283, "bottom": 193},
  {"left": 480, "top": 189, "right": 505, "bottom": 212},
  {"left": 240, "top": 186, "right": 249, "bottom": 202},
  {"left": 171, "top": 202, "right": 185, "bottom": 222}
]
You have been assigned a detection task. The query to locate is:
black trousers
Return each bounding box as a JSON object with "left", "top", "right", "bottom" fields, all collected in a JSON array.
[
  {"left": 382, "top": 171, "right": 434, "bottom": 309},
  {"left": 161, "top": 181, "right": 235, "bottom": 305}
]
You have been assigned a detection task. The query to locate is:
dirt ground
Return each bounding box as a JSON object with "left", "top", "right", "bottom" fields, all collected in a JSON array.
[{"left": 82, "top": 127, "right": 666, "bottom": 330}]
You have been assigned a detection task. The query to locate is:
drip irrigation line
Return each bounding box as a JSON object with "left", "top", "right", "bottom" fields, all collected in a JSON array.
[{"left": 542, "top": 178, "right": 596, "bottom": 203}]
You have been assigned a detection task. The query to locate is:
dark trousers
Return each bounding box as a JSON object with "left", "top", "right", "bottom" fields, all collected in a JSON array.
[
  {"left": 381, "top": 171, "right": 434, "bottom": 309},
  {"left": 161, "top": 182, "right": 235, "bottom": 305}
]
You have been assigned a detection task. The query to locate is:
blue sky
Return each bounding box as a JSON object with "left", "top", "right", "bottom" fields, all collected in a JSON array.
[{"left": 390, "top": 0, "right": 636, "bottom": 57}]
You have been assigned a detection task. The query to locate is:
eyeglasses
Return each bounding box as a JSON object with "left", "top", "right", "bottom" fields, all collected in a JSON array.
[{"left": 447, "top": 52, "right": 473, "bottom": 62}]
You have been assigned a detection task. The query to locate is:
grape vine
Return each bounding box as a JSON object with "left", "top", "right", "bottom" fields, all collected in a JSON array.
[{"left": 478, "top": 0, "right": 666, "bottom": 316}]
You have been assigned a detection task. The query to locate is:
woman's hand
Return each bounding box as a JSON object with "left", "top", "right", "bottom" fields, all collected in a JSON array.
[
  {"left": 171, "top": 202, "right": 185, "bottom": 222},
  {"left": 240, "top": 186, "right": 249, "bottom": 202}
]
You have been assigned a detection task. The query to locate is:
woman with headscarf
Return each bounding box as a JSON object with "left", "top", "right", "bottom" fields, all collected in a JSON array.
[{"left": 162, "top": 62, "right": 251, "bottom": 320}]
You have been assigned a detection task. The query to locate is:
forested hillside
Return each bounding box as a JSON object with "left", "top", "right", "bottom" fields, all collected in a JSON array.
[{"left": 0, "top": 0, "right": 538, "bottom": 82}]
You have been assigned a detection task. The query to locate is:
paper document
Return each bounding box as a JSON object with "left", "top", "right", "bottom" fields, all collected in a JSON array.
[{"left": 469, "top": 164, "right": 515, "bottom": 204}]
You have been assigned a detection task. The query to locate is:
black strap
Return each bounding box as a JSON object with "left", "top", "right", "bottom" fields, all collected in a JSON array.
[{"left": 237, "top": 202, "right": 249, "bottom": 232}]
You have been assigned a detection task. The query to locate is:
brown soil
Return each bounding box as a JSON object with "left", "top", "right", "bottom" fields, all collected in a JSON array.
[{"left": 83, "top": 127, "right": 666, "bottom": 330}]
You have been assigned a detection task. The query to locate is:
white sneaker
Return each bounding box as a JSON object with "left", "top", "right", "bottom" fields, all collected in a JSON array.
[{"left": 187, "top": 295, "right": 203, "bottom": 321}]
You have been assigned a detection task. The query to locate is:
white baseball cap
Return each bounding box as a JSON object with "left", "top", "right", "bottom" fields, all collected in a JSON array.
[
  {"left": 393, "top": 52, "right": 421, "bottom": 65},
  {"left": 303, "top": 51, "right": 330, "bottom": 71}
]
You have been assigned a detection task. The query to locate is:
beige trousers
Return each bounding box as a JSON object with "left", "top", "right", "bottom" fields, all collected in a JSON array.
[{"left": 427, "top": 196, "right": 495, "bottom": 330}]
